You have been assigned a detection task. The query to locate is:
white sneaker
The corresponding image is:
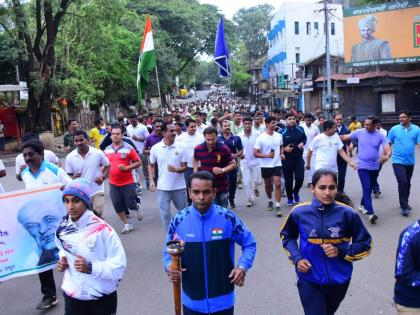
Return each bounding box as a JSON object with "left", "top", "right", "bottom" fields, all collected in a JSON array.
[
  {"left": 246, "top": 198, "right": 254, "bottom": 207},
  {"left": 358, "top": 205, "right": 368, "bottom": 214},
  {"left": 121, "top": 223, "right": 134, "bottom": 234},
  {"left": 136, "top": 206, "right": 144, "bottom": 221}
]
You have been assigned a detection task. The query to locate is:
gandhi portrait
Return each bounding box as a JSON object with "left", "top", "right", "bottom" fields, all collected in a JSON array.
[
  {"left": 351, "top": 15, "right": 392, "bottom": 62},
  {"left": 17, "top": 199, "right": 62, "bottom": 266}
]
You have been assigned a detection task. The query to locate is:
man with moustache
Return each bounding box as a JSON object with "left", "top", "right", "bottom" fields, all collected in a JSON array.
[
  {"left": 20, "top": 139, "right": 71, "bottom": 310},
  {"left": 149, "top": 122, "right": 188, "bottom": 229}
]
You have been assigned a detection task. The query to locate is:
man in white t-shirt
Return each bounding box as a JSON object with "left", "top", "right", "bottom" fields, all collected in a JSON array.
[
  {"left": 195, "top": 112, "right": 208, "bottom": 134},
  {"left": 239, "top": 116, "right": 261, "bottom": 207},
  {"left": 176, "top": 118, "right": 204, "bottom": 204},
  {"left": 149, "top": 122, "right": 188, "bottom": 229},
  {"left": 254, "top": 116, "right": 283, "bottom": 217},
  {"left": 65, "top": 130, "right": 110, "bottom": 218},
  {"left": 301, "top": 114, "right": 320, "bottom": 186},
  {"left": 306, "top": 120, "right": 356, "bottom": 176},
  {"left": 126, "top": 113, "right": 150, "bottom": 189}
]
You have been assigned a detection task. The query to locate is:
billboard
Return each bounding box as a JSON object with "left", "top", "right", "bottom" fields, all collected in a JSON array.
[{"left": 344, "top": 1, "right": 420, "bottom": 67}]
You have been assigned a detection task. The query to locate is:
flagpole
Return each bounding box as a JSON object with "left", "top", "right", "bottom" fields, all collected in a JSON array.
[{"left": 155, "top": 66, "right": 162, "bottom": 111}]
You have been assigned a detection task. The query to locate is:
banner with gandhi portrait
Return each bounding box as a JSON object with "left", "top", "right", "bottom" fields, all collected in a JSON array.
[
  {"left": 0, "top": 184, "right": 66, "bottom": 281},
  {"left": 344, "top": 0, "right": 420, "bottom": 67}
]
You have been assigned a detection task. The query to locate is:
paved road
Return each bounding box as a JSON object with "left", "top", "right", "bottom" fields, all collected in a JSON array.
[
  {"left": 1, "top": 152, "right": 419, "bottom": 315},
  {"left": 175, "top": 90, "right": 211, "bottom": 105}
]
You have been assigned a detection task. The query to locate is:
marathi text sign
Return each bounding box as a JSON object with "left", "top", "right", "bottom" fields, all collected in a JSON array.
[
  {"left": 0, "top": 184, "right": 66, "bottom": 281},
  {"left": 343, "top": 0, "right": 420, "bottom": 67}
]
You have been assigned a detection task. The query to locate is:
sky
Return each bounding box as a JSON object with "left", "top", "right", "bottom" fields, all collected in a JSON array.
[{"left": 199, "top": 0, "right": 320, "bottom": 19}]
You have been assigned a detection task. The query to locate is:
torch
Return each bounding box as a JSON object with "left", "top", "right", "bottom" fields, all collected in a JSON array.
[{"left": 166, "top": 240, "right": 185, "bottom": 315}]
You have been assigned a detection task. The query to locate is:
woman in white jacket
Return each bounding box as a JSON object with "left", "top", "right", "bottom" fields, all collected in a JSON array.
[{"left": 55, "top": 178, "right": 126, "bottom": 315}]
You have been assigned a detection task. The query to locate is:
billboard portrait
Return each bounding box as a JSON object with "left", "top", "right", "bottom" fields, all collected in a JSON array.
[
  {"left": 0, "top": 184, "right": 66, "bottom": 281},
  {"left": 344, "top": 1, "right": 420, "bottom": 66}
]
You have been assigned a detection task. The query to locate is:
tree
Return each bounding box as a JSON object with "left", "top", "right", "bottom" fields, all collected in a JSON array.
[
  {"left": 56, "top": 0, "right": 139, "bottom": 109},
  {"left": 233, "top": 5, "right": 274, "bottom": 63},
  {"left": 1, "top": 0, "right": 74, "bottom": 131},
  {"left": 230, "top": 41, "right": 251, "bottom": 96}
]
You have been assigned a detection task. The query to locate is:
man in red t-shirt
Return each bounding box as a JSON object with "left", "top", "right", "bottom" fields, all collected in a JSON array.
[{"left": 104, "top": 124, "right": 142, "bottom": 234}]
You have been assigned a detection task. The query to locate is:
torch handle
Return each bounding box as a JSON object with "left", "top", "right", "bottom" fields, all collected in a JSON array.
[{"left": 171, "top": 254, "right": 182, "bottom": 315}]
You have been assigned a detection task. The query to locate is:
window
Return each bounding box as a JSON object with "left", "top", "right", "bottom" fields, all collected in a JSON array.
[
  {"left": 381, "top": 94, "right": 396, "bottom": 113},
  {"left": 331, "top": 23, "right": 335, "bottom": 35},
  {"left": 294, "top": 21, "right": 299, "bottom": 35},
  {"left": 295, "top": 53, "right": 300, "bottom": 64},
  {"left": 314, "top": 22, "right": 319, "bottom": 35},
  {"left": 306, "top": 22, "right": 311, "bottom": 35}
]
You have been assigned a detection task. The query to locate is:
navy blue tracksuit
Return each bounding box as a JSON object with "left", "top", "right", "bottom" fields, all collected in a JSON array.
[{"left": 280, "top": 126, "right": 306, "bottom": 201}]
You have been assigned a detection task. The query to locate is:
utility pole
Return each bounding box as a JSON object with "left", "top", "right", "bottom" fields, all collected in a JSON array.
[{"left": 323, "top": 0, "right": 332, "bottom": 112}]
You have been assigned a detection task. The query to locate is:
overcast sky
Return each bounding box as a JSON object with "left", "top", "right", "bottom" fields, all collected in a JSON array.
[{"left": 199, "top": 0, "right": 320, "bottom": 19}]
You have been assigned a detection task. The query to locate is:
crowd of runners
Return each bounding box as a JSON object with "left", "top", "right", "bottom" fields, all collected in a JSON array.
[{"left": 0, "top": 95, "right": 419, "bottom": 315}]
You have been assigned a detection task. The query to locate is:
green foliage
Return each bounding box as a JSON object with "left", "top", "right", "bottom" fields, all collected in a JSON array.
[
  {"left": 233, "top": 4, "right": 274, "bottom": 61},
  {"left": 56, "top": 0, "right": 139, "bottom": 107},
  {"left": 0, "top": 33, "right": 20, "bottom": 84},
  {"left": 230, "top": 41, "right": 251, "bottom": 96}
]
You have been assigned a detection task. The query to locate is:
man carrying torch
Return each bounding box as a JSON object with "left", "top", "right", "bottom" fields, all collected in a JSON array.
[{"left": 163, "top": 171, "right": 257, "bottom": 315}]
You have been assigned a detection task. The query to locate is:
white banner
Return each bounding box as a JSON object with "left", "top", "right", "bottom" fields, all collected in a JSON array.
[{"left": 0, "top": 184, "right": 66, "bottom": 281}]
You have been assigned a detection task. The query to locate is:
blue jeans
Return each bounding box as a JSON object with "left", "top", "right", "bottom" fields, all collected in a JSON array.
[
  {"left": 358, "top": 169, "right": 379, "bottom": 215},
  {"left": 215, "top": 192, "right": 228, "bottom": 208},
  {"left": 157, "top": 189, "right": 187, "bottom": 230}
]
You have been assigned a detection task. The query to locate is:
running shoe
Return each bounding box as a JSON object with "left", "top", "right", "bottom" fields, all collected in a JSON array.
[
  {"left": 287, "top": 199, "right": 294, "bottom": 206},
  {"left": 136, "top": 205, "right": 144, "bottom": 221},
  {"left": 254, "top": 189, "right": 260, "bottom": 197},
  {"left": 275, "top": 207, "right": 282, "bottom": 217},
  {"left": 401, "top": 208, "right": 410, "bottom": 217},
  {"left": 358, "top": 205, "right": 368, "bottom": 215},
  {"left": 293, "top": 194, "right": 300, "bottom": 204},
  {"left": 373, "top": 191, "right": 381, "bottom": 198},
  {"left": 36, "top": 296, "right": 58, "bottom": 310},
  {"left": 369, "top": 214, "right": 378, "bottom": 224},
  {"left": 121, "top": 223, "right": 134, "bottom": 234},
  {"left": 267, "top": 201, "right": 274, "bottom": 211},
  {"left": 246, "top": 198, "right": 254, "bottom": 207}
]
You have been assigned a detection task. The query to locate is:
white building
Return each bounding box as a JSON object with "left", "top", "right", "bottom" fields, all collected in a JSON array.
[{"left": 266, "top": 1, "right": 344, "bottom": 90}]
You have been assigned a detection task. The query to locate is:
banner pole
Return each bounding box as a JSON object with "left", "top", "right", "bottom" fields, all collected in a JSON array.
[{"left": 155, "top": 66, "right": 163, "bottom": 111}]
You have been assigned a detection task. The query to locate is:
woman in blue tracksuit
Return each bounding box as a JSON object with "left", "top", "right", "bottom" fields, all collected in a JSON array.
[{"left": 280, "top": 169, "right": 372, "bottom": 315}]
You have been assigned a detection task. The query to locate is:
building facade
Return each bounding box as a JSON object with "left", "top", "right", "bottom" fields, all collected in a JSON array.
[{"left": 266, "top": 1, "right": 344, "bottom": 109}]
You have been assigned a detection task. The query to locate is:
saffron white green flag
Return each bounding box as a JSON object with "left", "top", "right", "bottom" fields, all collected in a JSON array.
[{"left": 137, "top": 15, "right": 156, "bottom": 104}]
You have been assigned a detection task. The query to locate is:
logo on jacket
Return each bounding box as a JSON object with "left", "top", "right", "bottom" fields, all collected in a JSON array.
[
  {"left": 328, "top": 226, "right": 341, "bottom": 238},
  {"left": 216, "top": 154, "right": 221, "bottom": 162},
  {"left": 309, "top": 229, "right": 318, "bottom": 237},
  {"left": 212, "top": 228, "right": 223, "bottom": 239}
]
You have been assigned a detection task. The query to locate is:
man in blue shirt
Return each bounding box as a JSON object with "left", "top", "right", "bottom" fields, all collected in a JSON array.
[
  {"left": 218, "top": 120, "right": 243, "bottom": 209},
  {"left": 163, "top": 172, "right": 256, "bottom": 315},
  {"left": 388, "top": 110, "right": 420, "bottom": 216},
  {"left": 341, "top": 116, "right": 391, "bottom": 224}
]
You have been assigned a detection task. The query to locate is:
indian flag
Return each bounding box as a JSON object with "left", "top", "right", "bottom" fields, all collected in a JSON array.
[
  {"left": 137, "top": 15, "right": 157, "bottom": 104},
  {"left": 212, "top": 228, "right": 223, "bottom": 237}
]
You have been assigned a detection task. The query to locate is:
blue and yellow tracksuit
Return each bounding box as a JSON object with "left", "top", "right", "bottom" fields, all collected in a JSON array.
[
  {"left": 163, "top": 203, "right": 256, "bottom": 314},
  {"left": 394, "top": 220, "right": 420, "bottom": 308},
  {"left": 280, "top": 198, "right": 372, "bottom": 285}
]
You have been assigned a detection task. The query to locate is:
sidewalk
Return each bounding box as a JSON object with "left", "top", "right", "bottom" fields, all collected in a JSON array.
[{"left": 0, "top": 134, "right": 67, "bottom": 166}]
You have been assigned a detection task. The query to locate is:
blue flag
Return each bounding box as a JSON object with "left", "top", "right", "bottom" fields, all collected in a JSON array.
[{"left": 214, "top": 16, "right": 231, "bottom": 78}]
